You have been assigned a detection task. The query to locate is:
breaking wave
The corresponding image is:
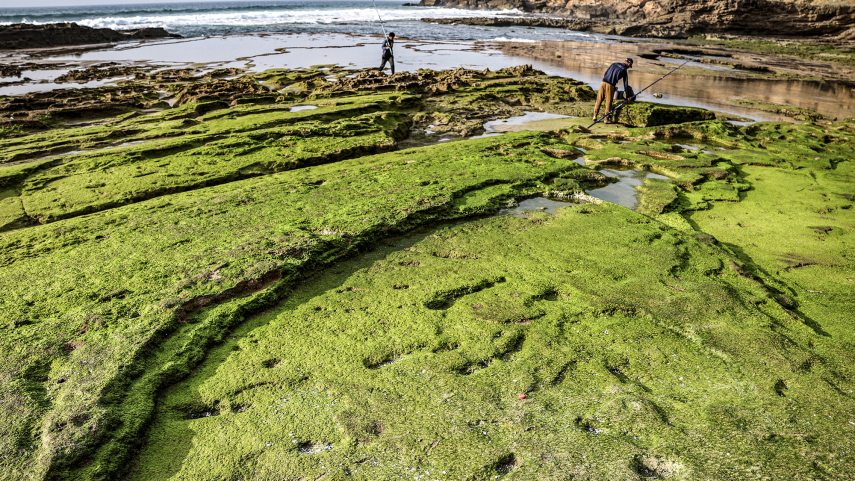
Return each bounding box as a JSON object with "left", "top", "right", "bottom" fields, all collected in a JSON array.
[
  {"left": 0, "top": 1, "right": 602, "bottom": 42},
  {"left": 490, "top": 37, "right": 538, "bottom": 43},
  {"left": 0, "top": 2, "right": 523, "bottom": 32}
]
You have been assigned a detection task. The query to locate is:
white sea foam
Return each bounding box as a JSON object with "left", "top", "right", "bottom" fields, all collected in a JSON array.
[
  {"left": 490, "top": 37, "right": 538, "bottom": 43},
  {"left": 3, "top": 8, "right": 524, "bottom": 30}
]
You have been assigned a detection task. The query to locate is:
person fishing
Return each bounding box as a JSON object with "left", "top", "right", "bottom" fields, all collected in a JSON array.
[
  {"left": 592, "top": 57, "right": 634, "bottom": 124},
  {"left": 379, "top": 32, "right": 395, "bottom": 75}
]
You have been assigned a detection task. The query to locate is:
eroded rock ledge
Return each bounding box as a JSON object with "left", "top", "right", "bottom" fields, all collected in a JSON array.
[
  {"left": 0, "top": 22, "right": 181, "bottom": 50},
  {"left": 419, "top": 0, "right": 855, "bottom": 39}
]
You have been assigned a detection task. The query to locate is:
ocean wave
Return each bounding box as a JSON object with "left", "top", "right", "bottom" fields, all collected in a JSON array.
[
  {"left": 1, "top": 7, "right": 524, "bottom": 30},
  {"left": 490, "top": 37, "right": 537, "bottom": 43}
]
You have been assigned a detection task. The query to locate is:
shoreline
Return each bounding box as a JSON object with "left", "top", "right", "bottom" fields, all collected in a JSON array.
[
  {"left": 418, "top": 0, "right": 855, "bottom": 40},
  {"left": 1, "top": 31, "right": 853, "bottom": 121}
]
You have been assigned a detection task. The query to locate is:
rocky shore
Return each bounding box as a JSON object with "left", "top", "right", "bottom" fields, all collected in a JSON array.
[
  {"left": 0, "top": 23, "right": 180, "bottom": 50},
  {"left": 1, "top": 63, "right": 853, "bottom": 480},
  {"left": 419, "top": 0, "right": 855, "bottom": 39},
  {"left": 0, "top": 15, "right": 853, "bottom": 479}
]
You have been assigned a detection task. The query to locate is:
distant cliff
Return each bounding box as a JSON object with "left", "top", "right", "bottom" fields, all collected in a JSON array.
[
  {"left": 419, "top": 0, "right": 855, "bottom": 38},
  {"left": 0, "top": 23, "right": 181, "bottom": 50}
]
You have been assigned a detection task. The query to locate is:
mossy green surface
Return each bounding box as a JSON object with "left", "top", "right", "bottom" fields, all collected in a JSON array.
[
  {"left": 568, "top": 117, "right": 855, "bottom": 399},
  {"left": 636, "top": 178, "right": 678, "bottom": 216},
  {"left": 0, "top": 66, "right": 592, "bottom": 227},
  {"left": 688, "top": 124, "right": 855, "bottom": 343},
  {"left": 618, "top": 102, "right": 716, "bottom": 127},
  {"left": 731, "top": 99, "right": 826, "bottom": 121},
  {"left": 687, "top": 36, "right": 855, "bottom": 68},
  {"left": 0, "top": 65, "right": 853, "bottom": 481},
  {"left": 131, "top": 203, "right": 853, "bottom": 480},
  {"left": 0, "top": 130, "right": 587, "bottom": 481}
]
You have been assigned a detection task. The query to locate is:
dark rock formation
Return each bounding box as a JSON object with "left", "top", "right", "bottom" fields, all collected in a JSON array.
[
  {"left": 0, "top": 23, "right": 181, "bottom": 50},
  {"left": 55, "top": 63, "right": 149, "bottom": 83},
  {"left": 0, "top": 65, "right": 22, "bottom": 77},
  {"left": 427, "top": 16, "right": 594, "bottom": 31},
  {"left": 418, "top": 0, "right": 855, "bottom": 38}
]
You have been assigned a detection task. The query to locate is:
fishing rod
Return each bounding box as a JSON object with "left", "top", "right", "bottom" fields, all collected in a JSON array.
[
  {"left": 371, "top": 0, "right": 388, "bottom": 37},
  {"left": 587, "top": 59, "right": 691, "bottom": 129}
]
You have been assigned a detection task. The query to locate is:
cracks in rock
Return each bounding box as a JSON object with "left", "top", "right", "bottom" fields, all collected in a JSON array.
[
  {"left": 57, "top": 183, "right": 553, "bottom": 480},
  {"left": 678, "top": 196, "right": 829, "bottom": 337},
  {"left": 720, "top": 239, "right": 830, "bottom": 338}
]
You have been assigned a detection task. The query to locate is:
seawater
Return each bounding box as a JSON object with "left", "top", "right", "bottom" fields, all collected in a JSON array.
[
  {"left": 0, "top": 0, "right": 604, "bottom": 42},
  {"left": 1, "top": 1, "right": 850, "bottom": 119}
]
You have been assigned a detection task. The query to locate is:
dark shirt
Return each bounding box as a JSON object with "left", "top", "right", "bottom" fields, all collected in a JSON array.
[
  {"left": 603, "top": 62, "right": 629, "bottom": 89},
  {"left": 382, "top": 38, "right": 394, "bottom": 57}
]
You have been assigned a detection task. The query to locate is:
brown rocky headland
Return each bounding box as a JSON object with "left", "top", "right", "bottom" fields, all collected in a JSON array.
[
  {"left": 0, "top": 22, "right": 180, "bottom": 50},
  {"left": 419, "top": 0, "right": 855, "bottom": 39}
]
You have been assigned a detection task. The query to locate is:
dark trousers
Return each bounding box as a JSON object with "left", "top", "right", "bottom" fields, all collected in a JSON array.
[{"left": 379, "top": 52, "right": 394, "bottom": 74}]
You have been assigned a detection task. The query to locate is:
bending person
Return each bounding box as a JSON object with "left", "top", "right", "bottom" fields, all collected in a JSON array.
[
  {"left": 593, "top": 57, "right": 633, "bottom": 124},
  {"left": 379, "top": 32, "right": 395, "bottom": 75}
]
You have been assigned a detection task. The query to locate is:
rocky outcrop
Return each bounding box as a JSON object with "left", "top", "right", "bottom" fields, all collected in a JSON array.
[
  {"left": 428, "top": 16, "right": 594, "bottom": 31},
  {"left": 0, "top": 23, "right": 180, "bottom": 50},
  {"left": 419, "top": 0, "right": 855, "bottom": 38}
]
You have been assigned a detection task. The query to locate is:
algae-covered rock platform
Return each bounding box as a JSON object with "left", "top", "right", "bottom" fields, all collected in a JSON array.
[{"left": 1, "top": 66, "right": 853, "bottom": 481}]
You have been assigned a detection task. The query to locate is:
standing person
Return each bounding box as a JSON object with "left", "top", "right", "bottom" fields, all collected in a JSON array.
[
  {"left": 593, "top": 57, "right": 634, "bottom": 124},
  {"left": 379, "top": 32, "right": 395, "bottom": 75}
]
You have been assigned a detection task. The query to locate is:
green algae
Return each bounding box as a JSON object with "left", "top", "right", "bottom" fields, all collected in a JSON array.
[
  {"left": 131, "top": 204, "right": 854, "bottom": 480},
  {"left": 4, "top": 96, "right": 410, "bottom": 224},
  {"left": 731, "top": 99, "right": 826, "bottom": 121},
  {"left": 569, "top": 117, "right": 854, "bottom": 364},
  {"left": 636, "top": 178, "right": 678, "bottom": 216},
  {"left": 618, "top": 102, "right": 716, "bottom": 127},
  {"left": 0, "top": 67, "right": 593, "bottom": 228},
  {"left": 0, "top": 64, "right": 853, "bottom": 481},
  {"left": 687, "top": 36, "right": 855, "bottom": 68},
  {"left": 0, "top": 131, "right": 585, "bottom": 481},
  {"left": 688, "top": 129, "right": 855, "bottom": 338},
  {"left": 125, "top": 117, "right": 853, "bottom": 481}
]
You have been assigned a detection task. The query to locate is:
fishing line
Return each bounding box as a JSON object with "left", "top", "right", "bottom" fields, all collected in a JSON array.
[
  {"left": 371, "top": 0, "right": 388, "bottom": 37},
  {"left": 633, "top": 59, "right": 691, "bottom": 98},
  {"left": 588, "top": 59, "right": 691, "bottom": 129}
]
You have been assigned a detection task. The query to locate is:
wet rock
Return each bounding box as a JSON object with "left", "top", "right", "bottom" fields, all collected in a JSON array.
[
  {"left": 317, "top": 68, "right": 483, "bottom": 96},
  {"left": 0, "top": 23, "right": 181, "bottom": 50},
  {"left": 426, "top": 16, "right": 594, "bottom": 31},
  {"left": 55, "top": 63, "right": 150, "bottom": 83},
  {"left": 0, "top": 118, "right": 49, "bottom": 132},
  {"left": 419, "top": 0, "right": 855, "bottom": 38},
  {"left": 173, "top": 77, "right": 271, "bottom": 106},
  {"left": 617, "top": 103, "right": 716, "bottom": 127},
  {"left": 0, "top": 84, "right": 160, "bottom": 123},
  {"left": 0, "top": 65, "right": 22, "bottom": 77}
]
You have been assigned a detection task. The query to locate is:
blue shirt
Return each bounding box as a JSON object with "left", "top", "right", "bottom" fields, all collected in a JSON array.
[
  {"left": 603, "top": 62, "right": 629, "bottom": 89},
  {"left": 382, "top": 38, "right": 394, "bottom": 56}
]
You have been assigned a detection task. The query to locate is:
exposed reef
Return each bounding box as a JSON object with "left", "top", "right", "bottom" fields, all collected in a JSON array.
[
  {"left": 0, "top": 64, "right": 853, "bottom": 481},
  {"left": 0, "top": 22, "right": 180, "bottom": 50}
]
